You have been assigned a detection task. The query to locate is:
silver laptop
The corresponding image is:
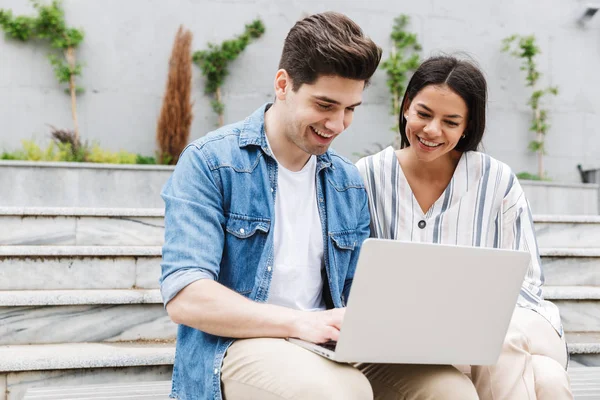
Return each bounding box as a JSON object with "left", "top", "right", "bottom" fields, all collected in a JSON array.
[{"left": 288, "top": 238, "right": 529, "bottom": 365}]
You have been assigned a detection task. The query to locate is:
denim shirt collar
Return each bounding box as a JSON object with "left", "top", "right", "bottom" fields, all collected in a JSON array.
[{"left": 239, "top": 103, "right": 332, "bottom": 170}]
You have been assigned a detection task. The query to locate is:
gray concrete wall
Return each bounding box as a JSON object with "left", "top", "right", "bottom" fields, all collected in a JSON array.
[{"left": 0, "top": 0, "right": 599, "bottom": 182}]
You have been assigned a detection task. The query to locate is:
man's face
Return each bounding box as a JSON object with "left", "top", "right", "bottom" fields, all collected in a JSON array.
[{"left": 277, "top": 74, "right": 364, "bottom": 156}]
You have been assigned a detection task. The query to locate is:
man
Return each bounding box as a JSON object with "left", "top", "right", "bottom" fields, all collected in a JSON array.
[{"left": 160, "top": 12, "right": 477, "bottom": 400}]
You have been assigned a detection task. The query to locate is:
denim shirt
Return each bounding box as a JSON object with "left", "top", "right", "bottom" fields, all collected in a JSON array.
[{"left": 160, "top": 103, "right": 371, "bottom": 400}]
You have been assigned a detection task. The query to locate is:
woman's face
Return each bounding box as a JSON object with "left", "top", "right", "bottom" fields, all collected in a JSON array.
[{"left": 403, "top": 84, "right": 468, "bottom": 163}]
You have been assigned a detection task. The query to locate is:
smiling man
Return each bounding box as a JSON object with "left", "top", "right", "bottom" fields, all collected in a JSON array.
[{"left": 160, "top": 12, "right": 382, "bottom": 400}]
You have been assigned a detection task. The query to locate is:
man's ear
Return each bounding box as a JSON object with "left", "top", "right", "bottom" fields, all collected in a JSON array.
[{"left": 274, "top": 69, "right": 292, "bottom": 101}]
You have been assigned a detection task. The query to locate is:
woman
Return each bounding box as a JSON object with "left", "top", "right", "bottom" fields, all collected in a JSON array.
[{"left": 356, "top": 55, "right": 572, "bottom": 399}]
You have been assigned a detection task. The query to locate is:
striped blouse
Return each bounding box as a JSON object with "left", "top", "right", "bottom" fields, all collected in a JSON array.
[{"left": 356, "top": 146, "right": 562, "bottom": 336}]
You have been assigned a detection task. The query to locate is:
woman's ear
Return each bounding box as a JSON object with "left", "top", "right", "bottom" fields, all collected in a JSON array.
[{"left": 402, "top": 99, "right": 411, "bottom": 119}]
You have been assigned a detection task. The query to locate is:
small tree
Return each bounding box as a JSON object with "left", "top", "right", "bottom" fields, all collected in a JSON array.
[
  {"left": 193, "top": 19, "right": 265, "bottom": 127},
  {"left": 0, "top": 0, "right": 84, "bottom": 145},
  {"left": 380, "top": 15, "right": 421, "bottom": 147},
  {"left": 156, "top": 25, "right": 194, "bottom": 165},
  {"left": 502, "top": 35, "right": 558, "bottom": 180}
]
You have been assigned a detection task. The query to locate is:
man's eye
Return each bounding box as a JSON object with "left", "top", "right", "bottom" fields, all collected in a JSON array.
[
  {"left": 317, "top": 103, "right": 331, "bottom": 110},
  {"left": 346, "top": 107, "right": 355, "bottom": 112}
]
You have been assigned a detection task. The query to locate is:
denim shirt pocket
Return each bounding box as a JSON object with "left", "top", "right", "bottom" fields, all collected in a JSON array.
[
  {"left": 329, "top": 230, "right": 358, "bottom": 302},
  {"left": 221, "top": 213, "right": 271, "bottom": 295}
]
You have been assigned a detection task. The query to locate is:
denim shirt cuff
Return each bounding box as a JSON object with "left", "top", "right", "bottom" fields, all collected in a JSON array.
[{"left": 160, "top": 268, "right": 214, "bottom": 307}]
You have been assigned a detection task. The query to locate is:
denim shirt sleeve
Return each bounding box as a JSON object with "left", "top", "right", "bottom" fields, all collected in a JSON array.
[
  {"left": 160, "top": 144, "right": 226, "bottom": 306},
  {"left": 342, "top": 188, "right": 371, "bottom": 302}
]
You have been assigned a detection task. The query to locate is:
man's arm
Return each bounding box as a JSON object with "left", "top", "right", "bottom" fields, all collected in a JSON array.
[
  {"left": 161, "top": 144, "right": 343, "bottom": 343},
  {"left": 167, "top": 279, "right": 345, "bottom": 343}
]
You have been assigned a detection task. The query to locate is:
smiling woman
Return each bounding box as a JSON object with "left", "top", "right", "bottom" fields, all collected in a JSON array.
[{"left": 356, "top": 55, "right": 572, "bottom": 399}]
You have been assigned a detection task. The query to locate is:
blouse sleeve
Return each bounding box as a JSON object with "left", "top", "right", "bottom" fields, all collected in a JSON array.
[{"left": 501, "top": 174, "right": 546, "bottom": 308}]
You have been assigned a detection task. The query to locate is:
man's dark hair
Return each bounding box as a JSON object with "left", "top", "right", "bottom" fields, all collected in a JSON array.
[
  {"left": 279, "top": 12, "right": 382, "bottom": 90},
  {"left": 399, "top": 55, "right": 488, "bottom": 152}
]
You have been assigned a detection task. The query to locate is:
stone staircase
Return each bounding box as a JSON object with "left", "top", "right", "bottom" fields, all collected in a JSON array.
[
  {"left": 535, "top": 215, "right": 600, "bottom": 367},
  {"left": 0, "top": 208, "right": 599, "bottom": 398},
  {"left": 0, "top": 208, "right": 174, "bottom": 400}
]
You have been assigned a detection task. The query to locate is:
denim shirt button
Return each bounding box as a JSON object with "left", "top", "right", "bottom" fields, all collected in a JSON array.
[
  {"left": 240, "top": 228, "right": 245, "bottom": 234},
  {"left": 267, "top": 266, "right": 272, "bottom": 272},
  {"left": 271, "top": 187, "right": 274, "bottom": 192},
  {"left": 214, "top": 368, "right": 219, "bottom": 375}
]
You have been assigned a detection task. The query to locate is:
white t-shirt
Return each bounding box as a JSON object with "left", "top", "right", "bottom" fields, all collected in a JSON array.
[{"left": 265, "top": 141, "right": 326, "bottom": 311}]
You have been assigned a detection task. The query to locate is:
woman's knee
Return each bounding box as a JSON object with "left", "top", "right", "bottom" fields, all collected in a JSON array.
[{"left": 531, "top": 355, "right": 572, "bottom": 399}]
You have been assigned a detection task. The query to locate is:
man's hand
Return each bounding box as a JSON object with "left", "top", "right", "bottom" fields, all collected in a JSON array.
[{"left": 291, "top": 308, "right": 346, "bottom": 344}]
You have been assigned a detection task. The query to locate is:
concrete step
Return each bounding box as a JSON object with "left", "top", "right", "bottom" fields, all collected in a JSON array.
[
  {"left": 541, "top": 248, "right": 600, "bottom": 287},
  {"left": 0, "top": 342, "right": 174, "bottom": 400},
  {"left": 569, "top": 367, "right": 600, "bottom": 398},
  {"left": 24, "top": 381, "right": 171, "bottom": 399},
  {"left": 1, "top": 246, "right": 598, "bottom": 290},
  {"left": 545, "top": 287, "right": 600, "bottom": 334},
  {"left": 0, "top": 290, "right": 175, "bottom": 345},
  {"left": 21, "top": 369, "right": 600, "bottom": 400},
  {"left": 568, "top": 333, "right": 600, "bottom": 368},
  {"left": 0, "top": 246, "right": 161, "bottom": 290},
  {"left": 0, "top": 207, "right": 164, "bottom": 246},
  {"left": 534, "top": 215, "right": 600, "bottom": 249},
  {"left": 2, "top": 208, "right": 599, "bottom": 248},
  {"left": 2, "top": 341, "right": 597, "bottom": 400}
]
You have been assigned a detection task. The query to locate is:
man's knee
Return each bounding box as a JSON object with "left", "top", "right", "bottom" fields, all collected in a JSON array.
[
  {"left": 292, "top": 366, "right": 373, "bottom": 400},
  {"left": 420, "top": 367, "right": 478, "bottom": 400},
  {"left": 222, "top": 338, "right": 373, "bottom": 400}
]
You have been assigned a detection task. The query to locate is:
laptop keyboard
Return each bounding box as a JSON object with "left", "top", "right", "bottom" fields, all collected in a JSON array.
[{"left": 318, "top": 340, "right": 337, "bottom": 351}]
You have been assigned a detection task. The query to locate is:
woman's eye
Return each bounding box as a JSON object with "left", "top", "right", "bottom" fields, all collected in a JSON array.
[
  {"left": 446, "top": 121, "right": 459, "bottom": 127},
  {"left": 417, "top": 111, "right": 430, "bottom": 118}
]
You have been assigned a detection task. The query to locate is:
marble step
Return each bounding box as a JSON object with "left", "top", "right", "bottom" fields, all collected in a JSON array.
[
  {"left": 2, "top": 245, "right": 600, "bottom": 290},
  {"left": 541, "top": 249, "right": 600, "bottom": 287},
  {"left": 0, "top": 246, "right": 161, "bottom": 290},
  {"left": 0, "top": 290, "right": 175, "bottom": 345},
  {"left": 0, "top": 207, "right": 164, "bottom": 246},
  {"left": 569, "top": 334, "right": 600, "bottom": 367},
  {"left": 0, "top": 342, "right": 174, "bottom": 400},
  {"left": 2, "top": 208, "right": 600, "bottom": 248},
  {"left": 0, "top": 341, "right": 598, "bottom": 400},
  {"left": 545, "top": 287, "right": 600, "bottom": 334},
  {"left": 21, "top": 370, "right": 600, "bottom": 400},
  {"left": 24, "top": 381, "right": 171, "bottom": 400},
  {"left": 534, "top": 215, "right": 600, "bottom": 248}
]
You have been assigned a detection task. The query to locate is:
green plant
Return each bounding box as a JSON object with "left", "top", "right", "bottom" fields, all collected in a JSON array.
[
  {"left": 193, "top": 19, "right": 265, "bottom": 127},
  {"left": 0, "top": 0, "right": 85, "bottom": 144},
  {"left": 135, "top": 154, "right": 157, "bottom": 165},
  {"left": 1, "top": 140, "right": 157, "bottom": 165},
  {"left": 380, "top": 15, "right": 421, "bottom": 147},
  {"left": 502, "top": 35, "right": 558, "bottom": 180},
  {"left": 516, "top": 171, "right": 551, "bottom": 181}
]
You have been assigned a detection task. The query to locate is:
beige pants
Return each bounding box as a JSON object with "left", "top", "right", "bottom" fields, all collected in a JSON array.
[{"left": 221, "top": 308, "right": 571, "bottom": 399}]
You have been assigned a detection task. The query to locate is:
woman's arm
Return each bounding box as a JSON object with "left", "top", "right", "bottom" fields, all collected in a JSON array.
[{"left": 501, "top": 175, "right": 545, "bottom": 306}]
